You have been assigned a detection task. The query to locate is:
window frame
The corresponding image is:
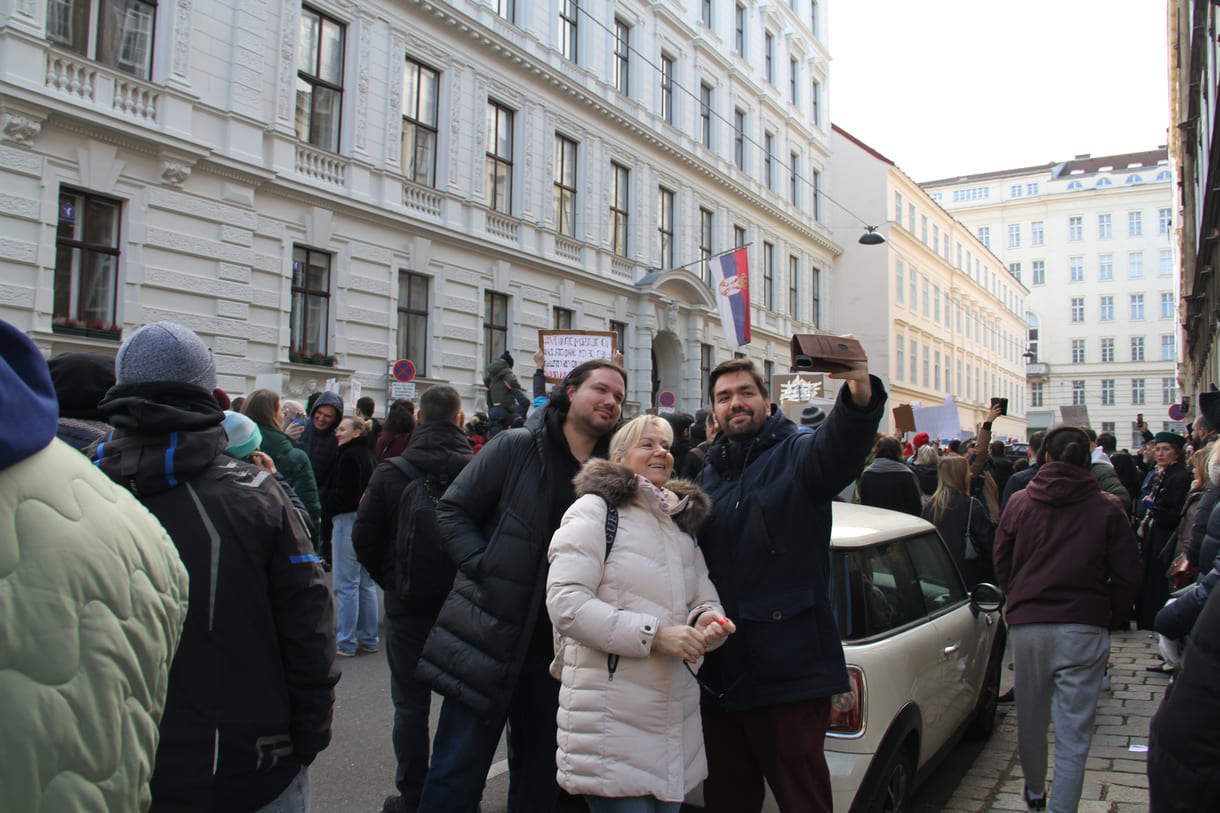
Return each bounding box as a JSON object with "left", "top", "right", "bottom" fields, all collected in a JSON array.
[
  {"left": 658, "top": 185, "right": 675, "bottom": 269},
  {"left": 560, "top": 0, "right": 579, "bottom": 62},
  {"left": 484, "top": 291, "right": 509, "bottom": 368},
  {"left": 485, "top": 100, "right": 514, "bottom": 214},
  {"left": 54, "top": 186, "right": 122, "bottom": 335},
  {"left": 614, "top": 17, "right": 630, "bottom": 94},
  {"left": 296, "top": 5, "right": 346, "bottom": 153},
  {"left": 610, "top": 161, "right": 629, "bottom": 257},
  {"left": 291, "top": 245, "right": 332, "bottom": 357},
  {"left": 401, "top": 57, "right": 440, "bottom": 187},
  {"left": 397, "top": 270, "right": 429, "bottom": 374},
  {"left": 47, "top": 0, "right": 158, "bottom": 80},
  {"left": 553, "top": 134, "right": 578, "bottom": 237}
]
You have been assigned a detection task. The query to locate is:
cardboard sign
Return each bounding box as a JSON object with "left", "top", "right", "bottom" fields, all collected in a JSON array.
[
  {"left": 539, "top": 331, "right": 617, "bottom": 382},
  {"left": 1059, "top": 405, "right": 1090, "bottom": 428},
  {"left": 892, "top": 404, "right": 916, "bottom": 434}
]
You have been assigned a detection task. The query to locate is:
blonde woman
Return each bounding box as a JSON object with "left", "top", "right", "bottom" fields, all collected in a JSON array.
[
  {"left": 921, "top": 455, "right": 995, "bottom": 587},
  {"left": 547, "top": 415, "right": 735, "bottom": 813}
]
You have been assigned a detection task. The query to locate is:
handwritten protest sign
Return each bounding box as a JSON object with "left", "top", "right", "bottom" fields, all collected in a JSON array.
[{"left": 539, "top": 330, "right": 617, "bottom": 382}]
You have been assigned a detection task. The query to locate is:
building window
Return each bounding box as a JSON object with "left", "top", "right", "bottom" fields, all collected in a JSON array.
[
  {"left": 1008, "top": 224, "right": 1020, "bottom": 247},
  {"left": 1100, "top": 295, "right": 1114, "bottom": 321},
  {"left": 47, "top": 0, "right": 157, "bottom": 80},
  {"left": 1010, "top": 183, "right": 1024, "bottom": 198},
  {"left": 1128, "top": 210, "right": 1143, "bottom": 237},
  {"left": 810, "top": 0, "right": 819, "bottom": 33},
  {"left": 1031, "top": 260, "right": 1045, "bottom": 285},
  {"left": 762, "top": 241, "right": 774, "bottom": 310},
  {"left": 734, "top": 224, "right": 746, "bottom": 248},
  {"left": 1101, "top": 379, "right": 1115, "bottom": 406},
  {"left": 1068, "top": 216, "right": 1082, "bottom": 241},
  {"left": 1163, "top": 377, "right": 1178, "bottom": 405},
  {"left": 658, "top": 186, "right": 675, "bottom": 268},
  {"left": 484, "top": 291, "right": 509, "bottom": 367},
  {"left": 1097, "top": 177, "right": 1112, "bottom": 187},
  {"left": 699, "top": 207, "right": 713, "bottom": 286},
  {"left": 1161, "top": 292, "right": 1174, "bottom": 319},
  {"left": 660, "top": 54, "right": 674, "bottom": 123},
  {"left": 699, "top": 83, "right": 713, "bottom": 147},
  {"left": 701, "top": 343, "right": 714, "bottom": 402},
  {"left": 553, "top": 134, "right": 577, "bottom": 237},
  {"left": 922, "top": 345, "right": 930, "bottom": 387},
  {"left": 1072, "top": 380, "right": 1086, "bottom": 406},
  {"left": 909, "top": 339, "right": 918, "bottom": 383},
  {"left": 1129, "top": 252, "right": 1144, "bottom": 278},
  {"left": 1070, "top": 297, "right": 1084, "bottom": 323},
  {"left": 789, "top": 57, "right": 799, "bottom": 104},
  {"left": 734, "top": 3, "right": 745, "bottom": 55},
  {"left": 896, "top": 335, "right": 904, "bottom": 381},
  {"left": 1031, "top": 220, "right": 1044, "bottom": 245},
  {"left": 1162, "top": 334, "right": 1176, "bottom": 361},
  {"left": 1009, "top": 262, "right": 1021, "bottom": 282},
  {"left": 1098, "top": 213, "right": 1112, "bottom": 239},
  {"left": 789, "top": 152, "right": 800, "bottom": 206},
  {"left": 401, "top": 59, "right": 440, "bottom": 186},
  {"left": 811, "top": 78, "right": 821, "bottom": 127},
  {"left": 1159, "top": 208, "right": 1172, "bottom": 234},
  {"left": 494, "top": 0, "right": 514, "bottom": 20},
  {"left": 811, "top": 266, "right": 821, "bottom": 328},
  {"left": 611, "top": 320, "right": 627, "bottom": 357},
  {"left": 485, "top": 101, "right": 514, "bottom": 213},
  {"left": 733, "top": 108, "right": 746, "bottom": 170},
  {"left": 1072, "top": 339, "right": 1085, "bottom": 364},
  {"left": 922, "top": 278, "right": 930, "bottom": 317},
  {"left": 1101, "top": 337, "right": 1114, "bottom": 363},
  {"left": 1130, "top": 294, "right": 1145, "bottom": 320},
  {"left": 614, "top": 18, "right": 630, "bottom": 94},
  {"left": 909, "top": 267, "right": 917, "bottom": 306},
  {"left": 978, "top": 226, "right": 990, "bottom": 248},
  {"left": 952, "top": 186, "right": 990, "bottom": 202},
  {"left": 397, "top": 271, "right": 429, "bottom": 373},
  {"left": 1070, "top": 257, "right": 1084, "bottom": 282},
  {"left": 1160, "top": 249, "right": 1173, "bottom": 277},
  {"left": 895, "top": 259, "right": 904, "bottom": 305},
  {"left": 1031, "top": 382, "right": 1044, "bottom": 407},
  {"left": 934, "top": 285, "right": 941, "bottom": 323},
  {"left": 1132, "top": 378, "right": 1146, "bottom": 405},
  {"left": 553, "top": 307, "right": 573, "bottom": 330},
  {"left": 560, "top": 0, "right": 578, "bottom": 61},
  {"left": 788, "top": 255, "right": 799, "bottom": 317},
  {"left": 54, "top": 187, "right": 121, "bottom": 333},
  {"left": 610, "top": 162, "right": 629, "bottom": 256},
  {"left": 296, "top": 6, "right": 345, "bottom": 153},
  {"left": 701, "top": 0, "right": 712, "bottom": 28},
  {"left": 934, "top": 350, "right": 941, "bottom": 390},
  {"left": 764, "top": 31, "right": 774, "bottom": 83},
  {"left": 812, "top": 169, "right": 822, "bottom": 221},
  {"left": 1099, "top": 255, "right": 1113, "bottom": 280},
  {"left": 908, "top": 203, "right": 915, "bottom": 233},
  {"left": 1131, "top": 336, "right": 1145, "bottom": 362},
  {"left": 291, "top": 246, "right": 331, "bottom": 357},
  {"left": 763, "top": 132, "right": 774, "bottom": 189}
]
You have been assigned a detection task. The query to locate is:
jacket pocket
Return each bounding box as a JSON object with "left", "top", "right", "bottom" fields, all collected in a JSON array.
[{"left": 738, "top": 589, "right": 820, "bottom": 681}]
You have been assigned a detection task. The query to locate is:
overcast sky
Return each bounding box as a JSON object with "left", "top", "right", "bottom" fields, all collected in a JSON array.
[{"left": 828, "top": 2, "right": 1172, "bottom": 183}]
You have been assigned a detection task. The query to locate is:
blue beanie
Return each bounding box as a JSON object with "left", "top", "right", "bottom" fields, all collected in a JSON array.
[
  {"left": 221, "top": 410, "right": 262, "bottom": 459},
  {"left": 115, "top": 321, "right": 216, "bottom": 390}
]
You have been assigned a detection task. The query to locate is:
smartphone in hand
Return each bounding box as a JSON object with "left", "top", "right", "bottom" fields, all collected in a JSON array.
[{"left": 990, "top": 397, "right": 1008, "bottom": 416}]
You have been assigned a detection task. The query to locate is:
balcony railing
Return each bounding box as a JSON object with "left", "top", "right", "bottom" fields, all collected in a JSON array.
[
  {"left": 403, "top": 181, "right": 442, "bottom": 218},
  {"left": 45, "top": 51, "right": 159, "bottom": 125},
  {"left": 295, "top": 144, "right": 347, "bottom": 187},
  {"left": 486, "top": 211, "right": 518, "bottom": 242},
  {"left": 1026, "top": 362, "right": 1050, "bottom": 378}
]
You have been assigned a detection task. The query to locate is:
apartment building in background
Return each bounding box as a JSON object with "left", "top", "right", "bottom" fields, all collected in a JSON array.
[
  {"left": 0, "top": 0, "right": 838, "bottom": 414},
  {"left": 923, "top": 150, "right": 1178, "bottom": 446},
  {"left": 830, "top": 125, "right": 1030, "bottom": 439},
  {"left": 1169, "top": 0, "right": 1220, "bottom": 394}
]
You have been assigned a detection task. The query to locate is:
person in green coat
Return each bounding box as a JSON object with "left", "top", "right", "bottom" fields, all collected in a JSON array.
[{"left": 244, "top": 389, "right": 322, "bottom": 531}]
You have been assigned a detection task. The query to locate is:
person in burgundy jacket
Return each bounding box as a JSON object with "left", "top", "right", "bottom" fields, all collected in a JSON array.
[{"left": 994, "top": 424, "right": 1142, "bottom": 813}]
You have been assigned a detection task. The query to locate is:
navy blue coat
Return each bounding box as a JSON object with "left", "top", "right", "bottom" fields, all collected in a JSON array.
[{"left": 696, "top": 376, "right": 886, "bottom": 712}]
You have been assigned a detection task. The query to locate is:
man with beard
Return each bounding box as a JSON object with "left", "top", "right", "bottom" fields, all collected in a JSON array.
[
  {"left": 414, "top": 360, "right": 626, "bottom": 813},
  {"left": 695, "top": 354, "right": 885, "bottom": 813}
]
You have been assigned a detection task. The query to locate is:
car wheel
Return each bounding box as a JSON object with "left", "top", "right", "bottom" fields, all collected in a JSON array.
[
  {"left": 965, "top": 640, "right": 1003, "bottom": 740},
  {"left": 863, "top": 741, "right": 915, "bottom": 813}
]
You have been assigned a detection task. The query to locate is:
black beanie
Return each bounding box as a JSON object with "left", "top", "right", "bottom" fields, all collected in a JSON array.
[{"left": 47, "top": 352, "right": 116, "bottom": 420}]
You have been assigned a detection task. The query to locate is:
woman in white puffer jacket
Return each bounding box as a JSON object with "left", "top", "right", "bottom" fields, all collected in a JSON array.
[{"left": 547, "top": 415, "right": 736, "bottom": 813}]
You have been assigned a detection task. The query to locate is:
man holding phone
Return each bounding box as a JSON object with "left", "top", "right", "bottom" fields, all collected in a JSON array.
[{"left": 695, "top": 343, "right": 885, "bottom": 813}]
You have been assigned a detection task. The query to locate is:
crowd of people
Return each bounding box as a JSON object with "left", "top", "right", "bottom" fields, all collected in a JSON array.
[{"left": 6, "top": 313, "right": 1220, "bottom": 813}]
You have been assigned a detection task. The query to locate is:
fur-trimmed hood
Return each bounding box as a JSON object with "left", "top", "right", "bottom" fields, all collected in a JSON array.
[{"left": 573, "top": 458, "right": 711, "bottom": 536}]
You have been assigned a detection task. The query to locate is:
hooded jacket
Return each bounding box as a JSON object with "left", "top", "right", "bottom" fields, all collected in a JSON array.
[
  {"left": 353, "top": 420, "right": 474, "bottom": 617},
  {"left": 484, "top": 356, "right": 521, "bottom": 410},
  {"left": 547, "top": 460, "right": 721, "bottom": 802},
  {"left": 695, "top": 376, "right": 886, "bottom": 711},
  {"left": 994, "top": 461, "right": 1142, "bottom": 629},
  {"left": 301, "top": 391, "right": 344, "bottom": 491},
  {"left": 0, "top": 322, "right": 190, "bottom": 813},
  {"left": 858, "top": 456, "right": 923, "bottom": 516},
  {"left": 94, "top": 382, "right": 339, "bottom": 812}
]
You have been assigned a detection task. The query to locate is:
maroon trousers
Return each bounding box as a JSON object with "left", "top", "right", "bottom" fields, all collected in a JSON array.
[{"left": 701, "top": 697, "right": 833, "bottom": 813}]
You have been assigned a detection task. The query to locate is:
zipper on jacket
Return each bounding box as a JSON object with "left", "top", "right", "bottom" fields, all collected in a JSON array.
[{"left": 607, "top": 653, "right": 620, "bottom": 681}]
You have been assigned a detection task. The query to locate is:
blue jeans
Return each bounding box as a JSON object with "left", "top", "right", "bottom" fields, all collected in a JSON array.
[
  {"left": 417, "top": 653, "right": 560, "bottom": 813},
  {"left": 386, "top": 613, "right": 436, "bottom": 807},
  {"left": 253, "top": 766, "right": 310, "bottom": 812},
  {"left": 584, "top": 796, "right": 682, "bottom": 813},
  {"left": 331, "top": 512, "right": 379, "bottom": 654}
]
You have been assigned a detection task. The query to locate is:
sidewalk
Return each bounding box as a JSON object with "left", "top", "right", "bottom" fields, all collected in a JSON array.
[{"left": 942, "top": 629, "right": 1167, "bottom": 813}]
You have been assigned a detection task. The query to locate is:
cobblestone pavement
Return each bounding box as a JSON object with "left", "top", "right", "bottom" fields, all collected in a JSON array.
[{"left": 942, "top": 628, "right": 1167, "bottom": 813}]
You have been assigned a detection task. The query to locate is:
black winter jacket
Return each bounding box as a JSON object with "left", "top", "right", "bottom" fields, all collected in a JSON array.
[
  {"left": 922, "top": 488, "right": 995, "bottom": 588},
  {"left": 95, "top": 383, "right": 338, "bottom": 812},
  {"left": 323, "top": 433, "right": 375, "bottom": 518},
  {"left": 302, "top": 391, "right": 343, "bottom": 491},
  {"left": 416, "top": 406, "right": 607, "bottom": 723},
  {"left": 695, "top": 376, "right": 886, "bottom": 711},
  {"left": 858, "top": 457, "right": 923, "bottom": 516},
  {"left": 352, "top": 420, "right": 474, "bottom": 617}
]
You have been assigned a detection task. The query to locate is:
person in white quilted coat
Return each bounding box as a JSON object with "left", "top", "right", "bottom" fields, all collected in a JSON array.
[
  {"left": 0, "top": 318, "right": 189, "bottom": 812},
  {"left": 546, "top": 415, "right": 735, "bottom": 813}
]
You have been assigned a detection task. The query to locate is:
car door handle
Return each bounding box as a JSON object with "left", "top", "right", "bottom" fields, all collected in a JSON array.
[{"left": 943, "top": 644, "right": 959, "bottom": 656}]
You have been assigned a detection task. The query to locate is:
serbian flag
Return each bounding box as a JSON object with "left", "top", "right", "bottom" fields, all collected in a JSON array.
[{"left": 712, "top": 247, "right": 751, "bottom": 347}]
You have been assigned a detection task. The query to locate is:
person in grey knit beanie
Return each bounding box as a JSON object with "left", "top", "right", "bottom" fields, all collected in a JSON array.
[{"left": 115, "top": 321, "right": 216, "bottom": 390}]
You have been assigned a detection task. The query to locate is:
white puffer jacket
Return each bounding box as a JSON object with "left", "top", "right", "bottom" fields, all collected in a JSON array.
[{"left": 546, "top": 459, "right": 723, "bottom": 802}]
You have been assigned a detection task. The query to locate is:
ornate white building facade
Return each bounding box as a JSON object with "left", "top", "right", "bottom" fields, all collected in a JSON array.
[
  {"left": 923, "top": 151, "right": 1177, "bottom": 444},
  {"left": 0, "top": 0, "right": 839, "bottom": 414}
]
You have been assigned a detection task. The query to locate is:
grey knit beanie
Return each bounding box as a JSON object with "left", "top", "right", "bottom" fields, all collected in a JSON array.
[{"left": 115, "top": 321, "right": 216, "bottom": 390}]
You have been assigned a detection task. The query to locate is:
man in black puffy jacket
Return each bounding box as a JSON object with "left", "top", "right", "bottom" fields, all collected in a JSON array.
[
  {"left": 94, "top": 322, "right": 338, "bottom": 812},
  {"left": 415, "top": 360, "right": 626, "bottom": 813}
]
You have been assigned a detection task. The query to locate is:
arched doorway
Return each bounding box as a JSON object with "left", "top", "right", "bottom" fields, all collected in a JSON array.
[{"left": 650, "top": 330, "right": 683, "bottom": 410}]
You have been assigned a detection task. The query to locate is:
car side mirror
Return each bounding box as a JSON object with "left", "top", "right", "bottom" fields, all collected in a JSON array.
[{"left": 970, "top": 583, "right": 1005, "bottom": 616}]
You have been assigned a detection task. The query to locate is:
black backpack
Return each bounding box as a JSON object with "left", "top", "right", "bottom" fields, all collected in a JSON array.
[{"left": 388, "top": 458, "right": 456, "bottom": 615}]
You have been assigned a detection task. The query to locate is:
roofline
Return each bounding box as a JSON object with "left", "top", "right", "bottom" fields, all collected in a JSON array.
[
  {"left": 921, "top": 147, "right": 1169, "bottom": 187},
  {"left": 831, "top": 123, "right": 895, "bottom": 167}
]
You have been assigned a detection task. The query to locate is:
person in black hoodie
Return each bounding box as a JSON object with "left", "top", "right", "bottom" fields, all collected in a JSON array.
[
  {"left": 858, "top": 436, "right": 923, "bottom": 515},
  {"left": 353, "top": 384, "right": 474, "bottom": 813},
  {"left": 303, "top": 390, "right": 344, "bottom": 561},
  {"left": 328, "top": 414, "right": 379, "bottom": 657},
  {"left": 93, "top": 321, "right": 337, "bottom": 812}
]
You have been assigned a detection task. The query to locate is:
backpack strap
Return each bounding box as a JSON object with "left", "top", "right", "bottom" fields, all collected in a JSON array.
[
  {"left": 388, "top": 456, "right": 424, "bottom": 483},
  {"left": 604, "top": 503, "right": 619, "bottom": 561}
]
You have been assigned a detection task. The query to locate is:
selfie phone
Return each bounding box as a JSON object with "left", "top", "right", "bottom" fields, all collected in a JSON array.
[
  {"left": 790, "top": 334, "right": 868, "bottom": 373},
  {"left": 990, "top": 397, "right": 1008, "bottom": 416},
  {"left": 290, "top": 412, "right": 305, "bottom": 428}
]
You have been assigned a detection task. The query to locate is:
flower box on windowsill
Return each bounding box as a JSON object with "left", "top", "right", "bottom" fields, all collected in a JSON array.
[
  {"left": 52, "top": 321, "right": 122, "bottom": 341},
  {"left": 288, "top": 349, "right": 337, "bottom": 367}
]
